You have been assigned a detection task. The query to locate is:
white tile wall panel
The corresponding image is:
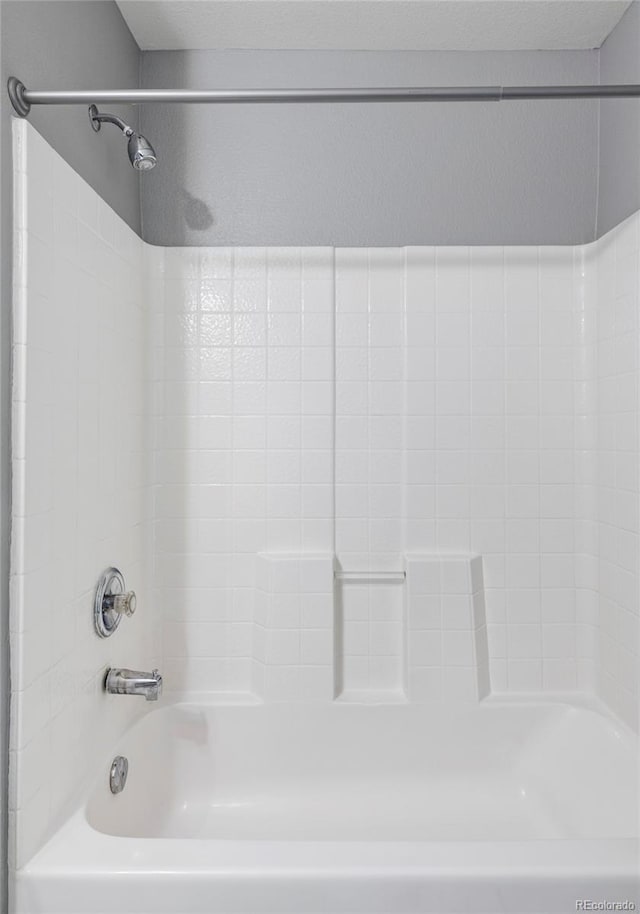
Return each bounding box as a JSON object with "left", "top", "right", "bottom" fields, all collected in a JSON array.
[
  {"left": 592, "top": 212, "right": 640, "bottom": 730},
  {"left": 120, "top": 203, "right": 631, "bottom": 707},
  {"left": 152, "top": 247, "right": 336, "bottom": 694},
  {"left": 10, "top": 122, "right": 157, "bottom": 867},
  {"left": 148, "top": 222, "right": 638, "bottom": 715}
]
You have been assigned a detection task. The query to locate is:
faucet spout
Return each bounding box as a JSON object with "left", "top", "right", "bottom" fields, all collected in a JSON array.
[{"left": 105, "top": 668, "right": 163, "bottom": 701}]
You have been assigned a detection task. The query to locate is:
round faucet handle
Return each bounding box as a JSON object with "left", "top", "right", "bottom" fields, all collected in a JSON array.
[{"left": 113, "top": 590, "right": 137, "bottom": 617}]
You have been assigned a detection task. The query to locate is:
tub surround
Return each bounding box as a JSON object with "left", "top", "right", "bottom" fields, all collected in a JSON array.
[
  {"left": 153, "top": 241, "right": 590, "bottom": 702},
  {"left": 10, "top": 119, "right": 640, "bottom": 884}
]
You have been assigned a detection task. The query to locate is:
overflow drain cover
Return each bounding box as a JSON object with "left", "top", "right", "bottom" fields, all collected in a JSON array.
[{"left": 109, "top": 755, "right": 129, "bottom": 794}]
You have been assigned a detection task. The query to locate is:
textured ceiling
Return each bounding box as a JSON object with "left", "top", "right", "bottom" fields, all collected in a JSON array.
[{"left": 116, "top": 0, "right": 631, "bottom": 51}]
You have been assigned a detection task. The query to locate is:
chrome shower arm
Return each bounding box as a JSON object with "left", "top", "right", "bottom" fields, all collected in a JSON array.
[
  {"left": 87, "top": 103, "right": 157, "bottom": 169},
  {"left": 89, "top": 105, "right": 133, "bottom": 136}
]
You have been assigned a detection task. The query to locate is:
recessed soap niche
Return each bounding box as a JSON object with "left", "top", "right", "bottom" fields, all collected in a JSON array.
[
  {"left": 335, "top": 570, "right": 406, "bottom": 701},
  {"left": 252, "top": 553, "right": 490, "bottom": 703}
]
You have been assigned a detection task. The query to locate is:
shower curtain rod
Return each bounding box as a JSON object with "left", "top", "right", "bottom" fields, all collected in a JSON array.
[{"left": 7, "top": 77, "right": 640, "bottom": 116}]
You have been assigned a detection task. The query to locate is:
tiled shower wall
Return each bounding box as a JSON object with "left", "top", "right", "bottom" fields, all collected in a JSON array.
[
  {"left": 151, "top": 240, "right": 598, "bottom": 697},
  {"left": 149, "top": 246, "right": 337, "bottom": 693},
  {"left": 10, "top": 122, "right": 157, "bottom": 867},
  {"left": 150, "top": 228, "right": 638, "bottom": 719},
  {"left": 592, "top": 213, "right": 640, "bottom": 729}
]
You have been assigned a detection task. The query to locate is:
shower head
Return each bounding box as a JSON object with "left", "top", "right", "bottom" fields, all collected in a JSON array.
[
  {"left": 89, "top": 104, "right": 157, "bottom": 171},
  {"left": 127, "top": 133, "right": 157, "bottom": 171}
]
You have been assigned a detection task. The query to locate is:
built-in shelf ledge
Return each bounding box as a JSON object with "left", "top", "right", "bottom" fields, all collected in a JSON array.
[{"left": 334, "top": 571, "right": 406, "bottom": 582}]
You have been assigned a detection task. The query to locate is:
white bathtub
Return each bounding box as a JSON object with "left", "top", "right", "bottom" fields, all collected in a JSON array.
[{"left": 14, "top": 697, "right": 639, "bottom": 914}]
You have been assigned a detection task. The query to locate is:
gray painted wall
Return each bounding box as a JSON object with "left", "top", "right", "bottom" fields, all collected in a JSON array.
[
  {"left": 140, "top": 49, "right": 600, "bottom": 246},
  {"left": 598, "top": 0, "right": 640, "bottom": 237},
  {"left": 0, "top": 3, "right": 141, "bottom": 908},
  {"left": 1, "top": 1, "right": 142, "bottom": 233}
]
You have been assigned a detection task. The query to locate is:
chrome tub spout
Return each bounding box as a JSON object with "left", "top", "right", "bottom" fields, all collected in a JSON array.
[{"left": 105, "top": 668, "right": 162, "bottom": 701}]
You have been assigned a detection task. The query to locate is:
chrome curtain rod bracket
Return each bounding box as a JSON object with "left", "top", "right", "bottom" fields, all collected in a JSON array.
[
  {"left": 8, "top": 77, "right": 30, "bottom": 117},
  {"left": 7, "top": 76, "right": 640, "bottom": 115}
]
